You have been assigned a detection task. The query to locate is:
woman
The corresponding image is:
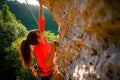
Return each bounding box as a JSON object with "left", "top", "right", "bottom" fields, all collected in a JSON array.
[{"left": 19, "top": 0, "right": 56, "bottom": 80}]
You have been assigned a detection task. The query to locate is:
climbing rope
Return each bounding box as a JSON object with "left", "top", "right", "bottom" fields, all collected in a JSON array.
[{"left": 24, "top": 0, "right": 39, "bottom": 26}]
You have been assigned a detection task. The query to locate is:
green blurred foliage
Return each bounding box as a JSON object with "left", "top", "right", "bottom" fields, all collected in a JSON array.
[
  {"left": 44, "top": 31, "right": 57, "bottom": 42},
  {"left": 0, "top": 4, "right": 27, "bottom": 52},
  {"left": 0, "top": 4, "right": 28, "bottom": 80},
  {"left": 16, "top": 68, "right": 35, "bottom": 80}
]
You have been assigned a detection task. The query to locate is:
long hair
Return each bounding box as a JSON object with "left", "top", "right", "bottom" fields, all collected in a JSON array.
[{"left": 19, "top": 30, "right": 40, "bottom": 68}]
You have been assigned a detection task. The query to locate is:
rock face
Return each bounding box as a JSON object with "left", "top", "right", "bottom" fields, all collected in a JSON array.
[{"left": 42, "top": 0, "right": 120, "bottom": 80}]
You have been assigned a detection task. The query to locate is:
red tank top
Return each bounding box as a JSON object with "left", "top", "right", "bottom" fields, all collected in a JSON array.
[
  {"left": 34, "top": 18, "right": 51, "bottom": 76},
  {"left": 34, "top": 39, "right": 51, "bottom": 76}
]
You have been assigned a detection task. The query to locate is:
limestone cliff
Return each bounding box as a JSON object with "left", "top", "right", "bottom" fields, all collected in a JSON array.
[{"left": 42, "top": 0, "right": 120, "bottom": 80}]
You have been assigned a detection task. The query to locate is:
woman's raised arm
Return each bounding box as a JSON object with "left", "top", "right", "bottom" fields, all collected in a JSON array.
[{"left": 38, "top": 0, "right": 45, "bottom": 32}]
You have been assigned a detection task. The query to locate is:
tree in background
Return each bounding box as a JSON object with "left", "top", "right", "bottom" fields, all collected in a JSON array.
[
  {"left": 44, "top": 31, "right": 57, "bottom": 42},
  {"left": 0, "top": 4, "right": 28, "bottom": 80},
  {"left": 2, "top": 3, "right": 16, "bottom": 21}
]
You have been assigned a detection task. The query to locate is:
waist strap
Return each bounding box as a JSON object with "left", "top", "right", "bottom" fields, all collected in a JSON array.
[{"left": 39, "top": 67, "right": 51, "bottom": 73}]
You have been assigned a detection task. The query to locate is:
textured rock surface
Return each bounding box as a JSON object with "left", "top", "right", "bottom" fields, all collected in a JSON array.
[{"left": 42, "top": 0, "right": 120, "bottom": 80}]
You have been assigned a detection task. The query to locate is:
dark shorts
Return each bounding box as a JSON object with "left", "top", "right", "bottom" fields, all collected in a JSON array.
[{"left": 41, "top": 76, "right": 50, "bottom": 80}]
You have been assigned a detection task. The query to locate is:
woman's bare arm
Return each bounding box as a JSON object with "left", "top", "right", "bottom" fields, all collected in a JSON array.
[
  {"left": 38, "top": 0, "right": 44, "bottom": 19},
  {"left": 45, "top": 41, "right": 57, "bottom": 66}
]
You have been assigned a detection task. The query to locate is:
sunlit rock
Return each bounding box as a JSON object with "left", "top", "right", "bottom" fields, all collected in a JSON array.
[{"left": 41, "top": 0, "right": 120, "bottom": 80}]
